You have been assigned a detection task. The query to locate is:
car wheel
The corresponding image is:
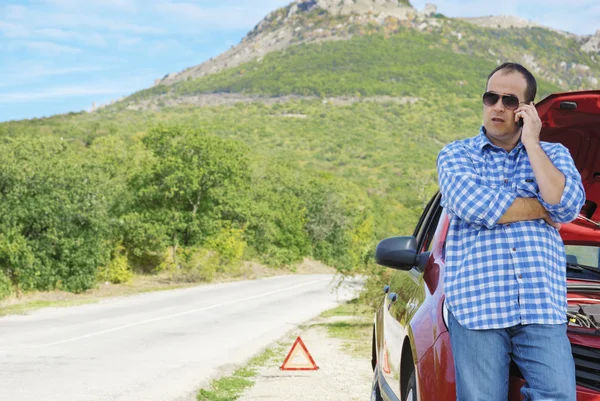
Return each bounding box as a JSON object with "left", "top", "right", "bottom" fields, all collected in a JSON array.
[
  {"left": 370, "top": 366, "right": 383, "bottom": 401},
  {"left": 403, "top": 371, "right": 417, "bottom": 401}
]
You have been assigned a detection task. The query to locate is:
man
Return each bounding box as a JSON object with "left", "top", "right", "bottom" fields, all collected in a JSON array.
[{"left": 437, "top": 62, "right": 585, "bottom": 401}]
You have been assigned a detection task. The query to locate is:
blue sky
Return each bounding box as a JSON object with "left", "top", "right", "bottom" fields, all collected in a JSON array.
[{"left": 0, "top": 0, "right": 598, "bottom": 123}]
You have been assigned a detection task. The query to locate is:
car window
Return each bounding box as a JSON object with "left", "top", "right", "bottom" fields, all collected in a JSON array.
[
  {"left": 412, "top": 194, "right": 436, "bottom": 239},
  {"left": 565, "top": 245, "right": 600, "bottom": 268},
  {"left": 421, "top": 205, "right": 443, "bottom": 252},
  {"left": 415, "top": 192, "right": 441, "bottom": 252}
]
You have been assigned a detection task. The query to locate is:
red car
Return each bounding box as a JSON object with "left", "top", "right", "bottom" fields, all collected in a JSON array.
[{"left": 370, "top": 90, "right": 600, "bottom": 401}]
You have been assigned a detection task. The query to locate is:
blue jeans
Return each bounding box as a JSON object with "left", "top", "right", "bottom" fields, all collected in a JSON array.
[{"left": 447, "top": 311, "right": 576, "bottom": 401}]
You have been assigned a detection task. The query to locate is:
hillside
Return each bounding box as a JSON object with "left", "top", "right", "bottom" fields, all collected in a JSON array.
[
  {"left": 0, "top": 0, "right": 598, "bottom": 297},
  {"left": 114, "top": 0, "right": 599, "bottom": 112}
]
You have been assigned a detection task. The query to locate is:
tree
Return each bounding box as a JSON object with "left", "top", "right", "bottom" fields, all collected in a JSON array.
[
  {"left": 126, "top": 126, "right": 251, "bottom": 268},
  {"left": 0, "top": 136, "right": 114, "bottom": 293}
]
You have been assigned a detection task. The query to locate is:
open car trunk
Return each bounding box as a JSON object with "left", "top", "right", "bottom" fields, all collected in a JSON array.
[{"left": 537, "top": 90, "right": 600, "bottom": 226}]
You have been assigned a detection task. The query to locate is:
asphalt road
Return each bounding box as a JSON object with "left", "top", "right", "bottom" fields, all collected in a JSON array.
[{"left": 0, "top": 274, "right": 362, "bottom": 401}]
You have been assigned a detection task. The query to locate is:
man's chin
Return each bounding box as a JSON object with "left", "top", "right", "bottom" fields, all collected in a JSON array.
[{"left": 484, "top": 125, "right": 518, "bottom": 138}]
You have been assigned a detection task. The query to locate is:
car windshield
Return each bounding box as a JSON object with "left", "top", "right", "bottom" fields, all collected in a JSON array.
[{"left": 565, "top": 245, "right": 600, "bottom": 269}]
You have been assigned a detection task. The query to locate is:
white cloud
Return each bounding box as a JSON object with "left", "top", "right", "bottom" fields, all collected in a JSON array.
[
  {"left": 521, "top": 2, "right": 599, "bottom": 35},
  {"left": 584, "top": 5, "right": 600, "bottom": 34},
  {"left": 82, "top": 33, "right": 108, "bottom": 46},
  {"left": 0, "top": 21, "right": 29, "bottom": 37},
  {"left": 185, "top": 0, "right": 291, "bottom": 9},
  {"left": 35, "top": 28, "right": 73, "bottom": 40},
  {"left": 1, "top": 10, "right": 162, "bottom": 35},
  {"left": 154, "top": 2, "right": 287, "bottom": 30},
  {"left": 536, "top": 12, "right": 599, "bottom": 36},
  {"left": 4, "top": 4, "right": 27, "bottom": 19},
  {"left": 0, "top": 84, "right": 130, "bottom": 102},
  {"left": 46, "top": 14, "right": 163, "bottom": 34},
  {"left": 149, "top": 39, "right": 192, "bottom": 56},
  {"left": 1, "top": 66, "right": 110, "bottom": 82},
  {"left": 41, "top": 0, "right": 138, "bottom": 13},
  {"left": 114, "top": 35, "right": 142, "bottom": 47},
  {"left": 410, "top": 0, "right": 598, "bottom": 35},
  {"left": 24, "top": 41, "right": 81, "bottom": 54},
  {"left": 34, "top": 28, "right": 108, "bottom": 46},
  {"left": 525, "top": 0, "right": 593, "bottom": 6},
  {"left": 155, "top": 2, "right": 205, "bottom": 19}
]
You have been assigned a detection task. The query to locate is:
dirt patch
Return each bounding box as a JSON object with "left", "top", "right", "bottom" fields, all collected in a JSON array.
[
  {"left": 0, "top": 274, "right": 192, "bottom": 310},
  {"left": 237, "top": 315, "right": 372, "bottom": 401},
  {"left": 295, "top": 258, "right": 337, "bottom": 274},
  {"left": 121, "top": 94, "right": 419, "bottom": 112}
]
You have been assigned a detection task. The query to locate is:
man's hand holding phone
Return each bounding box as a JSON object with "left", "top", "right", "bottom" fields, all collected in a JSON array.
[{"left": 515, "top": 102, "right": 542, "bottom": 148}]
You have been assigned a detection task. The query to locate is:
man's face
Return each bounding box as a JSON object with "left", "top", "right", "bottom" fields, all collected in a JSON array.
[{"left": 483, "top": 71, "right": 528, "bottom": 142}]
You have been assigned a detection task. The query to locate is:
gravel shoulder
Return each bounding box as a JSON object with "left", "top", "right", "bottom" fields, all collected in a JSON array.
[{"left": 235, "top": 313, "right": 372, "bottom": 401}]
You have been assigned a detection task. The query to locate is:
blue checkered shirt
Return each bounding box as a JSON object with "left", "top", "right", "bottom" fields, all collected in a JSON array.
[{"left": 437, "top": 127, "right": 585, "bottom": 330}]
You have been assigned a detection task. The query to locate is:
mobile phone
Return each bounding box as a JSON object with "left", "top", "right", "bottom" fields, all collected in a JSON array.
[{"left": 518, "top": 117, "right": 524, "bottom": 128}]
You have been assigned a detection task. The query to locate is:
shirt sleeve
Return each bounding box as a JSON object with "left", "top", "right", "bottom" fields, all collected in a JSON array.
[
  {"left": 537, "top": 144, "right": 586, "bottom": 224},
  {"left": 437, "top": 145, "right": 516, "bottom": 229}
]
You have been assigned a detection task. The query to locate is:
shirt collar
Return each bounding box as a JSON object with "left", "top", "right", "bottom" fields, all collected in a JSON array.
[{"left": 476, "top": 126, "right": 524, "bottom": 153}]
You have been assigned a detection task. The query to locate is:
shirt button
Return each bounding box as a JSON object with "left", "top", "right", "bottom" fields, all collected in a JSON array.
[
  {"left": 504, "top": 179, "right": 509, "bottom": 183},
  {"left": 519, "top": 274, "right": 523, "bottom": 279},
  {"left": 512, "top": 248, "right": 517, "bottom": 252}
]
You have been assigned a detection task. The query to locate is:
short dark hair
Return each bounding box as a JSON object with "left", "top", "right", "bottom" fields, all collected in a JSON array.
[{"left": 486, "top": 62, "right": 537, "bottom": 103}]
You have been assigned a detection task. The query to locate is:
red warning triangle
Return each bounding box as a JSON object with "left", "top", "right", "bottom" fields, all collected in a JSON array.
[{"left": 280, "top": 336, "right": 319, "bottom": 371}]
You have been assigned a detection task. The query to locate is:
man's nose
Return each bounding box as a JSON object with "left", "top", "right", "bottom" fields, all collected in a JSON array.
[{"left": 493, "top": 98, "right": 504, "bottom": 111}]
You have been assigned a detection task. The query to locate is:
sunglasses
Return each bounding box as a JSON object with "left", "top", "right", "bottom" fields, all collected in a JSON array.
[{"left": 482, "top": 91, "right": 524, "bottom": 110}]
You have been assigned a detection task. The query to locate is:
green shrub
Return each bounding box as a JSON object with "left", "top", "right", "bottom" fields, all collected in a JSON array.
[
  {"left": 205, "top": 225, "right": 247, "bottom": 274},
  {"left": 0, "top": 136, "right": 113, "bottom": 294},
  {"left": 157, "top": 247, "right": 179, "bottom": 273},
  {"left": 0, "top": 271, "right": 12, "bottom": 300},
  {"left": 0, "top": 229, "right": 37, "bottom": 295},
  {"left": 97, "top": 246, "right": 133, "bottom": 284},
  {"left": 176, "top": 247, "right": 219, "bottom": 282}
]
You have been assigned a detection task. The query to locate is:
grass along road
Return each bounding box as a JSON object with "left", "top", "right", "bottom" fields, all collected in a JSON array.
[{"left": 0, "top": 258, "right": 335, "bottom": 317}]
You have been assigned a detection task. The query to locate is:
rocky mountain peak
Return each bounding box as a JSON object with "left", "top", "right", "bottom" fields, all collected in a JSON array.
[
  {"left": 153, "top": 1, "right": 597, "bottom": 89},
  {"left": 581, "top": 29, "right": 600, "bottom": 53},
  {"left": 313, "top": 0, "right": 412, "bottom": 16},
  {"left": 245, "top": 0, "right": 421, "bottom": 43},
  {"left": 156, "top": 0, "right": 430, "bottom": 86}
]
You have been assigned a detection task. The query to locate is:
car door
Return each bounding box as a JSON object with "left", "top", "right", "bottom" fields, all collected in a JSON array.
[{"left": 381, "top": 192, "right": 443, "bottom": 399}]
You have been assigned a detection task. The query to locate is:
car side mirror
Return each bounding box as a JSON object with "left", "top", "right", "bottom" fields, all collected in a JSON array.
[{"left": 374, "top": 236, "right": 418, "bottom": 270}]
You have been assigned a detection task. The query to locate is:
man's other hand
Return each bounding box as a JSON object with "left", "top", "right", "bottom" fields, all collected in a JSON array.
[{"left": 543, "top": 213, "right": 561, "bottom": 230}]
